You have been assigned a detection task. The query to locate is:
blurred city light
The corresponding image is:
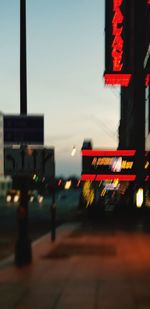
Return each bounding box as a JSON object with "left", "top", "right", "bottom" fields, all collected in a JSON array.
[
  {"left": 64, "top": 180, "right": 72, "bottom": 190},
  {"left": 71, "top": 146, "right": 76, "bottom": 156},
  {"left": 136, "top": 188, "right": 144, "bottom": 208},
  {"left": 58, "top": 179, "right": 62, "bottom": 186}
]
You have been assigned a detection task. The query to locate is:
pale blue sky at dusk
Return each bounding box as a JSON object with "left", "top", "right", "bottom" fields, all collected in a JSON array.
[{"left": 0, "top": 0, "right": 119, "bottom": 177}]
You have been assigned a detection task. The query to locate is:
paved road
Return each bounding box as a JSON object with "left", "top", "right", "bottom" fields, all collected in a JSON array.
[{"left": 0, "top": 189, "right": 81, "bottom": 260}]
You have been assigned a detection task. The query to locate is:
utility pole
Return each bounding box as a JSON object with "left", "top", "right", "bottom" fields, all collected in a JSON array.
[
  {"left": 15, "top": 0, "right": 31, "bottom": 266},
  {"left": 133, "top": 0, "right": 145, "bottom": 208},
  {"left": 20, "top": 0, "right": 27, "bottom": 114}
]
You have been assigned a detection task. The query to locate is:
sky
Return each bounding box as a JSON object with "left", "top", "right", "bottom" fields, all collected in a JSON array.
[{"left": 0, "top": 0, "right": 120, "bottom": 177}]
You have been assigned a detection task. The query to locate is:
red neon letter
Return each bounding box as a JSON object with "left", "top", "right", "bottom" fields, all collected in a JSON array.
[
  {"left": 112, "top": 35, "right": 124, "bottom": 50},
  {"left": 113, "top": 0, "right": 123, "bottom": 10},
  {"left": 112, "top": 8, "right": 124, "bottom": 24},
  {"left": 112, "top": 0, "right": 124, "bottom": 72},
  {"left": 112, "top": 23, "right": 123, "bottom": 36}
]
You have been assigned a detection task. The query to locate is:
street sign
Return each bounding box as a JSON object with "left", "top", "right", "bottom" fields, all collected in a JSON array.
[
  {"left": 4, "top": 115, "right": 44, "bottom": 145},
  {"left": 4, "top": 147, "right": 55, "bottom": 178}
]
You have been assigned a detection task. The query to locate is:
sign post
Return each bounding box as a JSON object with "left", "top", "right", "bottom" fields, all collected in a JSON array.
[
  {"left": 4, "top": 0, "right": 55, "bottom": 266},
  {"left": 14, "top": 0, "right": 31, "bottom": 266},
  {"left": 15, "top": 173, "right": 32, "bottom": 266},
  {"left": 51, "top": 181, "right": 56, "bottom": 242},
  {"left": 4, "top": 146, "right": 55, "bottom": 253},
  {"left": 0, "top": 113, "right": 4, "bottom": 176}
]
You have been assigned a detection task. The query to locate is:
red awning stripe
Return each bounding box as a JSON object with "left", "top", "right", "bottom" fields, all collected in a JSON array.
[
  {"left": 81, "top": 149, "right": 136, "bottom": 157},
  {"left": 81, "top": 174, "right": 136, "bottom": 181}
]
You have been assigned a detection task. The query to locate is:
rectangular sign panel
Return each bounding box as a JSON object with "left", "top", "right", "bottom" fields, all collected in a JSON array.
[
  {"left": 4, "top": 147, "right": 55, "bottom": 179},
  {"left": 104, "top": 0, "right": 150, "bottom": 86},
  {"left": 4, "top": 115, "right": 44, "bottom": 145},
  {"left": 104, "top": 0, "right": 132, "bottom": 86},
  {"left": 81, "top": 150, "right": 150, "bottom": 181},
  {"left": 81, "top": 149, "right": 136, "bottom": 181}
]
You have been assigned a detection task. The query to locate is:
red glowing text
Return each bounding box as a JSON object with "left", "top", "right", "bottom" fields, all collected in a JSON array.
[{"left": 112, "top": 0, "right": 124, "bottom": 71}]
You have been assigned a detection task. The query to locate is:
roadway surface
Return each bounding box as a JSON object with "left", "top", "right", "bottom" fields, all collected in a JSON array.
[{"left": 0, "top": 189, "right": 81, "bottom": 260}]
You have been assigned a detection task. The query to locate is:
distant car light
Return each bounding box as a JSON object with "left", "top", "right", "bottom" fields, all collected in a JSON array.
[
  {"left": 6, "top": 190, "right": 20, "bottom": 204},
  {"left": 64, "top": 180, "right": 72, "bottom": 190},
  {"left": 29, "top": 196, "right": 34, "bottom": 203},
  {"left": 38, "top": 195, "right": 43, "bottom": 204},
  {"left": 14, "top": 194, "right": 20, "bottom": 203},
  {"left": 6, "top": 195, "right": 11, "bottom": 202},
  {"left": 136, "top": 188, "right": 144, "bottom": 208}
]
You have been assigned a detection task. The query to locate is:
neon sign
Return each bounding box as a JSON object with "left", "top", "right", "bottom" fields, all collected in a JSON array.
[
  {"left": 81, "top": 149, "right": 136, "bottom": 181},
  {"left": 112, "top": 0, "right": 124, "bottom": 71},
  {"left": 105, "top": 0, "right": 150, "bottom": 87},
  {"left": 82, "top": 150, "right": 150, "bottom": 181},
  {"left": 91, "top": 157, "right": 133, "bottom": 170},
  {"left": 104, "top": 74, "right": 150, "bottom": 86},
  {"left": 81, "top": 174, "right": 136, "bottom": 181},
  {"left": 81, "top": 149, "right": 136, "bottom": 156},
  {"left": 104, "top": 73, "right": 131, "bottom": 86},
  {"left": 104, "top": 0, "right": 132, "bottom": 86}
]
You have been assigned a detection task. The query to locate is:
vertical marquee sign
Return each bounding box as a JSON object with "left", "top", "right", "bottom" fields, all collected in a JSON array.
[
  {"left": 112, "top": 0, "right": 124, "bottom": 72},
  {"left": 104, "top": 0, "right": 150, "bottom": 87},
  {"left": 104, "top": 0, "right": 132, "bottom": 86}
]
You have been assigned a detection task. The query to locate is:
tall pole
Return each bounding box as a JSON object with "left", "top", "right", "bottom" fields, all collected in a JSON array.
[
  {"left": 133, "top": 0, "right": 145, "bottom": 207},
  {"left": 15, "top": 0, "right": 31, "bottom": 266},
  {"left": 20, "top": 0, "right": 27, "bottom": 114}
]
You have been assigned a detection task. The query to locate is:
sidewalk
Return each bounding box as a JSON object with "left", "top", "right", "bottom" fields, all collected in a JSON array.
[
  {"left": 0, "top": 221, "right": 150, "bottom": 308},
  {"left": 0, "top": 223, "right": 81, "bottom": 308}
]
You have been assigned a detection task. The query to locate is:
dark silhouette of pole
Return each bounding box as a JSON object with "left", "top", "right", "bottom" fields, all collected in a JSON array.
[
  {"left": 20, "top": 0, "right": 27, "bottom": 114},
  {"left": 15, "top": 0, "right": 31, "bottom": 266},
  {"left": 51, "top": 186, "right": 56, "bottom": 242},
  {"left": 133, "top": 1, "right": 145, "bottom": 207}
]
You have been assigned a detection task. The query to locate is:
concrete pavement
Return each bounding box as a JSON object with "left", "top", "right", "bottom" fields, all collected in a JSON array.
[{"left": 1, "top": 220, "right": 150, "bottom": 308}]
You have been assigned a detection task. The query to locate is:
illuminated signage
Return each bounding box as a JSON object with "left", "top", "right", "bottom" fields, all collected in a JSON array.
[
  {"left": 81, "top": 150, "right": 150, "bottom": 181},
  {"left": 105, "top": 0, "right": 150, "bottom": 86},
  {"left": 81, "top": 149, "right": 136, "bottom": 181},
  {"left": 104, "top": 74, "right": 150, "bottom": 86},
  {"left": 105, "top": 1, "right": 150, "bottom": 87},
  {"left": 81, "top": 174, "right": 136, "bottom": 181},
  {"left": 104, "top": 73, "right": 131, "bottom": 86},
  {"left": 112, "top": 0, "right": 124, "bottom": 71},
  {"left": 104, "top": 0, "right": 132, "bottom": 86},
  {"left": 91, "top": 157, "right": 133, "bottom": 170},
  {"left": 82, "top": 149, "right": 136, "bottom": 156}
]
